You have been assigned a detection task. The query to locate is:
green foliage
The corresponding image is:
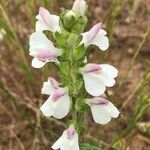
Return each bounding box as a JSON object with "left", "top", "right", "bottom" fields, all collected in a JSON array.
[
  {"left": 74, "top": 44, "right": 86, "bottom": 61},
  {"left": 113, "top": 62, "right": 150, "bottom": 145},
  {"left": 75, "top": 98, "right": 89, "bottom": 112},
  {"left": 106, "top": 0, "right": 122, "bottom": 39},
  {"left": 60, "top": 10, "right": 76, "bottom": 31},
  {"left": 80, "top": 143, "right": 100, "bottom": 150},
  {"left": 113, "top": 140, "right": 127, "bottom": 150},
  {"left": 71, "top": 16, "right": 88, "bottom": 34},
  {"left": 18, "top": 63, "right": 33, "bottom": 84},
  {"left": 60, "top": 9, "right": 87, "bottom": 33}
]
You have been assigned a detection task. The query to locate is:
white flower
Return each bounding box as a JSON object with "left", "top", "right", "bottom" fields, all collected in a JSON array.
[
  {"left": 36, "top": 7, "right": 60, "bottom": 32},
  {"left": 29, "top": 32, "right": 62, "bottom": 68},
  {"left": 40, "top": 77, "right": 70, "bottom": 119},
  {"left": 80, "top": 63, "right": 118, "bottom": 96},
  {"left": 72, "top": 0, "right": 87, "bottom": 17},
  {"left": 86, "top": 97, "right": 119, "bottom": 124},
  {"left": 52, "top": 124, "right": 79, "bottom": 150},
  {"left": 81, "top": 23, "right": 109, "bottom": 51}
]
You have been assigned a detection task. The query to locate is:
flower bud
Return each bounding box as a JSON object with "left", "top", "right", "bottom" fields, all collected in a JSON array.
[
  {"left": 60, "top": 10, "right": 76, "bottom": 31},
  {"left": 72, "top": 0, "right": 87, "bottom": 17}
]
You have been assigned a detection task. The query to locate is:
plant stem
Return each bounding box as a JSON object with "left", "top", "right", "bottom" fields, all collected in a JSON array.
[{"left": 121, "top": 80, "right": 142, "bottom": 109}]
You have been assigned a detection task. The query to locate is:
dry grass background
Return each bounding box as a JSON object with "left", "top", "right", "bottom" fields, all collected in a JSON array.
[{"left": 0, "top": 0, "right": 150, "bottom": 150}]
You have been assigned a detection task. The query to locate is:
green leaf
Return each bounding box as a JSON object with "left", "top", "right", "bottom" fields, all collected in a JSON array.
[
  {"left": 55, "top": 31, "right": 67, "bottom": 47},
  {"left": 74, "top": 44, "right": 86, "bottom": 61},
  {"left": 67, "top": 33, "right": 79, "bottom": 47},
  {"left": 75, "top": 98, "right": 89, "bottom": 112},
  {"left": 60, "top": 10, "right": 76, "bottom": 31},
  {"left": 59, "top": 62, "right": 70, "bottom": 77},
  {"left": 71, "top": 17, "right": 88, "bottom": 34}
]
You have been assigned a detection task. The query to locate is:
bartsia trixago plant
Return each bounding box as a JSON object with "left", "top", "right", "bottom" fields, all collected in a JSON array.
[{"left": 28, "top": 0, "right": 120, "bottom": 149}]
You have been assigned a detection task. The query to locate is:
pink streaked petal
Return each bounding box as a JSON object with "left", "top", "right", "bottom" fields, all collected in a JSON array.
[
  {"left": 37, "top": 49, "right": 58, "bottom": 61},
  {"left": 67, "top": 127, "right": 76, "bottom": 140},
  {"left": 90, "top": 97, "right": 109, "bottom": 105},
  {"left": 39, "top": 7, "right": 49, "bottom": 21},
  {"left": 81, "top": 64, "right": 102, "bottom": 73},
  {"left": 52, "top": 89, "right": 66, "bottom": 101},
  {"left": 52, "top": 93, "right": 70, "bottom": 119},
  {"left": 36, "top": 7, "right": 60, "bottom": 33},
  {"left": 90, "top": 23, "right": 102, "bottom": 40}
]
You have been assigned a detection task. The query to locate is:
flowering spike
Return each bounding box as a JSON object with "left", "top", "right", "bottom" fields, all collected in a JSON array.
[{"left": 27, "top": 0, "right": 120, "bottom": 148}]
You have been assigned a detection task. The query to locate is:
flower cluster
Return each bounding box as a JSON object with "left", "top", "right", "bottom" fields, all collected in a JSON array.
[{"left": 28, "top": 0, "right": 119, "bottom": 149}]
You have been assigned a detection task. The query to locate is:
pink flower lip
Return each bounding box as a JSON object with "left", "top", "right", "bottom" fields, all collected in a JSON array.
[
  {"left": 52, "top": 89, "right": 66, "bottom": 101},
  {"left": 37, "top": 49, "right": 57, "bottom": 61},
  {"left": 83, "top": 64, "right": 102, "bottom": 73},
  {"left": 90, "top": 97, "right": 109, "bottom": 105},
  {"left": 67, "top": 127, "right": 75, "bottom": 140}
]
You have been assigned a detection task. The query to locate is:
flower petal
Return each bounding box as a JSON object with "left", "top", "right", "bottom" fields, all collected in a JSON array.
[
  {"left": 40, "top": 97, "right": 54, "bottom": 117},
  {"left": 32, "top": 57, "right": 47, "bottom": 68},
  {"left": 81, "top": 23, "right": 109, "bottom": 51},
  {"left": 91, "top": 105, "right": 111, "bottom": 124},
  {"left": 52, "top": 125, "right": 79, "bottom": 150},
  {"left": 72, "top": 0, "right": 86, "bottom": 17},
  {"left": 36, "top": 20, "right": 50, "bottom": 33},
  {"left": 36, "top": 7, "right": 60, "bottom": 32},
  {"left": 52, "top": 134, "right": 66, "bottom": 149},
  {"left": 29, "top": 32, "right": 54, "bottom": 56},
  {"left": 99, "top": 64, "right": 118, "bottom": 78},
  {"left": 69, "top": 133, "right": 79, "bottom": 150},
  {"left": 53, "top": 94, "right": 70, "bottom": 119},
  {"left": 41, "top": 78, "right": 59, "bottom": 95},
  {"left": 100, "top": 72, "right": 116, "bottom": 87},
  {"left": 106, "top": 102, "right": 120, "bottom": 118},
  {"left": 91, "top": 34, "right": 109, "bottom": 51},
  {"left": 83, "top": 73, "right": 106, "bottom": 96},
  {"left": 81, "top": 23, "right": 101, "bottom": 47}
]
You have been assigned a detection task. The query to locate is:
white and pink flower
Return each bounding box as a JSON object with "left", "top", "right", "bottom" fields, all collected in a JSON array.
[
  {"left": 81, "top": 23, "right": 109, "bottom": 51},
  {"left": 36, "top": 7, "right": 60, "bottom": 32},
  {"left": 40, "top": 77, "right": 70, "bottom": 119},
  {"left": 29, "top": 32, "right": 62, "bottom": 68},
  {"left": 86, "top": 97, "right": 119, "bottom": 124},
  {"left": 80, "top": 63, "right": 118, "bottom": 96},
  {"left": 52, "top": 124, "right": 79, "bottom": 150},
  {"left": 72, "top": 0, "right": 87, "bottom": 17}
]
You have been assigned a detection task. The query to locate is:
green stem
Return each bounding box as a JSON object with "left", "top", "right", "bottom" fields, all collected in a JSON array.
[{"left": 67, "top": 48, "right": 83, "bottom": 135}]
